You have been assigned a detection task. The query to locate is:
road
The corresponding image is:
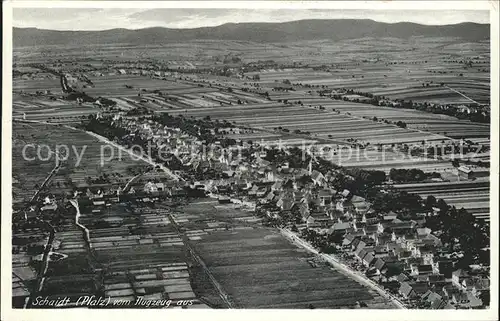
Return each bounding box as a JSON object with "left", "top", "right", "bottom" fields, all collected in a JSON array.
[
  {"left": 83, "top": 129, "right": 183, "bottom": 182},
  {"left": 279, "top": 228, "right": 407, "bottom": 309},
  {"left": 445, "top": 85, "right": 481, "bottom": 105},
  {"left": 15, "top": 119, "right": 182, "bottom": 182},
  {"left": 23, "top": 141, "right": 61, "bottom": 308}
]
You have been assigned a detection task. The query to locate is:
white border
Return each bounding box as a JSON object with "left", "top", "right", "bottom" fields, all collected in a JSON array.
[{"left": 2, "top": 1, "right": 498, "bottom": 321}]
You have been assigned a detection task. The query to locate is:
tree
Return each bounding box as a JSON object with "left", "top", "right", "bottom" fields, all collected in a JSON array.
[
  {"left": 436, "top": 199, "right": 449, "bottom": 213},
  {"left": 425, "top": 195, "right": 437, "bottom": 209}
]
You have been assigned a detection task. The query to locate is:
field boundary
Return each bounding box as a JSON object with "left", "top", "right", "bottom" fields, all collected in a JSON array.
[{"left": 279, "top": 228, "right": 407, "bottom": 309}]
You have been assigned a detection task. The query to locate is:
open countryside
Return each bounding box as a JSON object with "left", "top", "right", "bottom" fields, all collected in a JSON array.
[{"left": 10, "top": 10, "right": 492, "bottom": 312}]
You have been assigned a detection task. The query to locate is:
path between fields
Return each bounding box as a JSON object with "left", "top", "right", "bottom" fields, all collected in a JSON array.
[
  {"left": 82, "top": 129, "right": 183, "bottom": 182},
  {"left": 14, "top": 120, "right": 182, "bottom": 182},
  {"left": 165, "top": 210, "right": 236, "bottom": 308},
  {"left": 21, "top": 136, "right": 61, "bottom": 307},
  {"left": 69, "top": 199, "right": 93, "bottom": 249},
  {"left": 444, "top": 85, "right": 481, "bottom": 105},
  {"left": 279, "top": 228, "right": 407, "bottom": 309},
  {"left": 27, "top": 221, "right": 55, "bottom": 308}
]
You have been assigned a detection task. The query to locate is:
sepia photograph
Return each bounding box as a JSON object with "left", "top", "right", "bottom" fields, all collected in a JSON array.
[{"left": 1, "top": 1, "right": 498, "bottom": 320}]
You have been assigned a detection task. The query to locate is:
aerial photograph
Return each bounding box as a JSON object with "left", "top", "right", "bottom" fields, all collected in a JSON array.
[{"left": 5, "top": 3, "right": 495, "bottom": 314}]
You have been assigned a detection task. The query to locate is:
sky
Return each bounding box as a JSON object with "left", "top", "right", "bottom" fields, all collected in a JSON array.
[{"left": 13, "top": 8, "right": 490, "bottom": 31}]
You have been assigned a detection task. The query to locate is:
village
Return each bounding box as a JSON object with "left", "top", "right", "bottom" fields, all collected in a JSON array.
[
  {"left": 13, "top": 103, "right": 490, "bottom": 309},
  {"left": 10, "top": 10, "right": 493, "bottom": 311}
]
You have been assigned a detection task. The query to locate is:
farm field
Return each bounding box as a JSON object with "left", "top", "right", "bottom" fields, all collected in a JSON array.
[
  {"left": 76, "top": 204, "right": 208, "bottom": 308},
  {"left": 10, "top": 29, "right": 493, "bottom": 311},
  {"left": 39, "top": 222, "right": 99, "bottom": 303},
  {"left": 166, "top": 98, "right": 456, "bottom": 174},
  {"left": 12, "top": 122, "right": 60, "bottom": 204},
  {"left": 13, "top": 94, "right": 99, "bottom": 124},
  {"left": 394, "top": 180, "right": 490, "bottom": 222},
  {"left": 321, "top": 100, "right": 490, "bottom": 139},
  {"left": 244, "top": 37, "right": 489, "bottom": 105},
  {"left": 12, "top": 121, "right": 154, "bottom": 203},
  {"left": 173, "top": 199, "right": 395, "bottom": 308}
]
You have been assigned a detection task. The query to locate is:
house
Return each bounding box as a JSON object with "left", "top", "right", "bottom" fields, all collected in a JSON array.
[
  {"left": 363, "top": 252, "right": 376, "bottom": 267},
  {"left": 430, "top": 297, "right": 447, "bottom": 309},
  {"left": 442, "top": 284, "right": 461, "bottom": 300},
  {"left": 418, "top": 233, "right": 443, "bottom": 247},
  {"left": 336, "top": 199, "right": 357, "bottom": 217},
  {"left": 342, "top": 233, "right": 356, "bottom": 246},
  {"left": 355, "top": 248, "right": 368, "bottom": 261},
  {"left": 399, "top": 282, "right": 417, "bottom": 299},
  {"left": 471, "top": 277, "right": 490, "bottom": 296},
  {"left": 417, "top": 264, "right": 434, "bottom": 276},
  {"left": 418, "top": 245, "right": 435, "bottom": 265},
  {"left": 375, "top": 234, "right": 392, "bottom": 246},
  {"left": 452, "top": 269, "right": 470, "bottom": 287},
  {"left": 349, "top": 237, "right": 362, "bottom": 250},
  {"left": 271, "top": 181, "right": 283, "bottom": 191},
  {"left": 144, "top": 181, "right": 158, "bottom": 193},
  {"left": 318, "top": 189, "right": 333, "bottom": 205},
  {"left": 256, "top": 187, "right": 268, "bottom": 198},
  {"left": 382, "top": 212, "right": 398, "bottom": 222},
  {"left": 421, "top": 290, "right": 442, "bottom": 303},
  {"left": 412, "top": 282, "right": 431, "bottom": 298},
  {"left": 416, "top": 227, "right": 432, "bottom": 238},
  {"left": 41, "top": 203, "right": 58, "bottom": 212},
  {"left": 306, "top": 216, "right": 322, "bottom": 229},
  {"left": 460, "top": 291, "right": 483, "bottom": 308},
  {"left": 87, "top": 188, "right": 104, "bottom": 200},
  {"left": 168, "top": 186, "right": 186, "bottom": 197},
  {"left": 264, "top": 191, "right": 276, "bottom": 203},
  {"left": 276, "top": 198, "right": 295, "bottom": 212},
  {"left": 451, "top": 292, "right": 470, "bottom": 306},
  {"left": 363, "top": 224, "right": 379, "bottom": 238},
  {"left": 328, "top": 222, "right": 352, "bottom": 235},
  {"left": 457, "top": 166, "right": 473, "bottom": 180},
  {"left": 310, "top": 170, "right": 326, "bottom": 186},
  {"left": 351, "top": 195, "right": 370, "bottom": 214},
  {"left": 218, "top": 196, "right": 231, "bottom": 204},
  {"left": 298, "top": 203, "right": 310, "bottom": 221},
  {"left": 155, "top": 182, "right": 165, "bottom": 192},
  {"left": 428, "top": 274, "right": 447, "bottom": 286},
  {"left": 374, "top": 258, "right": 387, "bottom": 274},
  {"left": 373, "top": 246, "right": 390, "bottom": 258},
  {"left": 359, "top": 237, "right": 376, "bottom": 248},
  {"left": 216, "top": 184, "right": 231, "bottom": 195},
  {"left": 397, "top": 250, "right": 412, "bottom": 261},
  {"left": 248, "top": 185, "right": 260, "bottom": 197},
  {"left": 309, "top": 209, "right": 332, "bottom": 226},
  {"left": 293, "top": 190, "right": 305, "bottom": 202},
  {"left": 93, "top": 200, "right": 105, "bottom": 206},
  {"left": 421, "top": 291, "right": 445, "bottom": 309},
  {"left": 397, "top": 273, "right": 410, "bottom": 283}
]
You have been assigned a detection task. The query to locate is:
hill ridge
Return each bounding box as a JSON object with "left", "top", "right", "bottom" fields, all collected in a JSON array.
[{"left": 13, "top": 19, "right": 490, "bottom": 47}]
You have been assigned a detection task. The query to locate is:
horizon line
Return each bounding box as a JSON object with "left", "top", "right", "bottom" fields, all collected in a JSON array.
[{"left": 12, "top": 18, "right": 491, "bottom": 32}]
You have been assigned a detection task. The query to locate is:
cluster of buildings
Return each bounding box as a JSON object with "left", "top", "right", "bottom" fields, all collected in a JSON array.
[
  {"left": 122, "top": 113, "right": 489, "bottom": 295},
  {"left": 15, "top": 108, "right": 489, "bottom": 309},
  {"left": 110, "top": 114, "right": 489, "bottom": 309}
]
